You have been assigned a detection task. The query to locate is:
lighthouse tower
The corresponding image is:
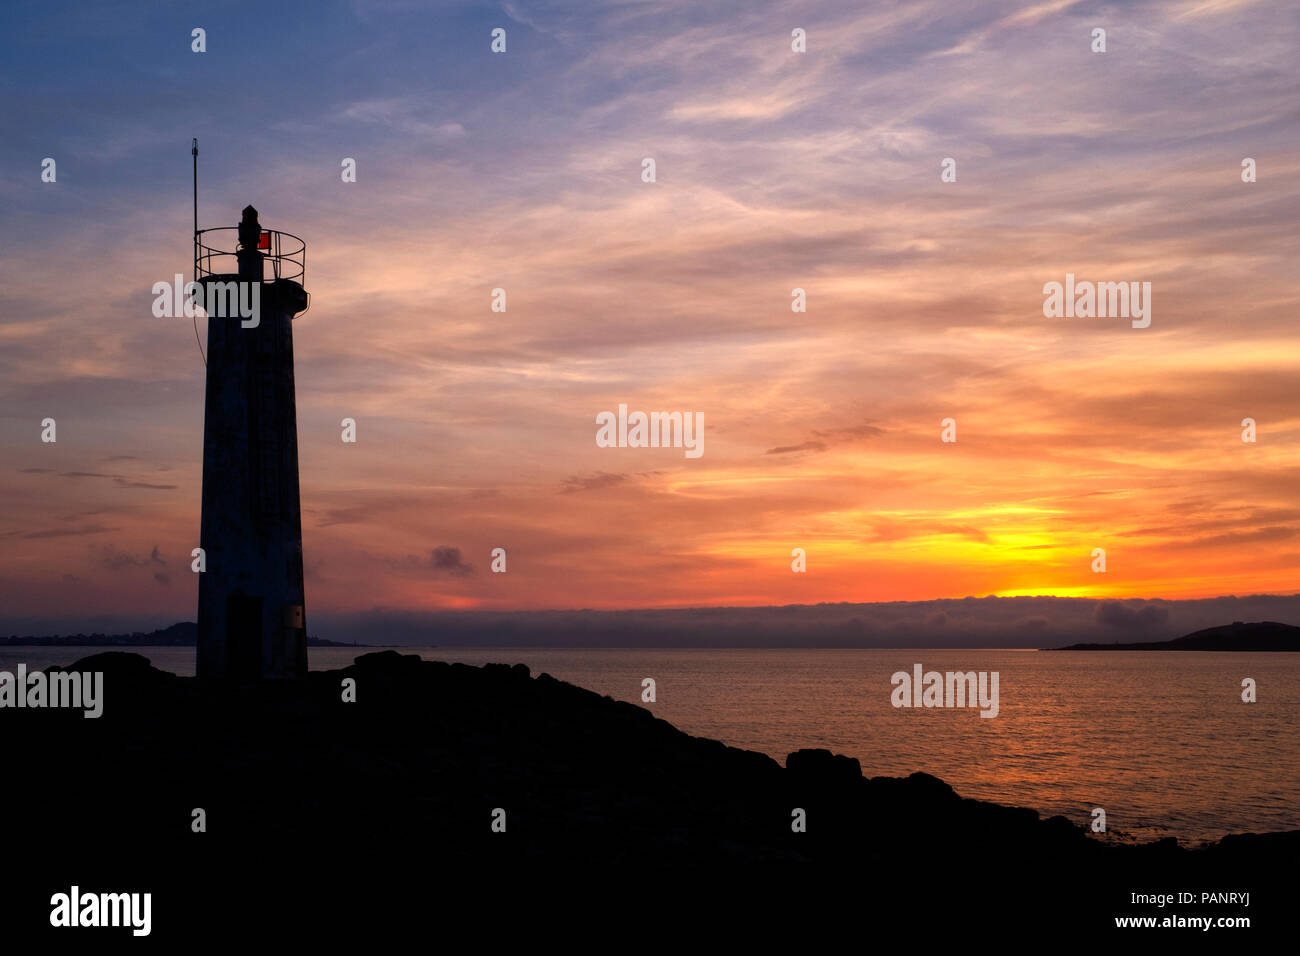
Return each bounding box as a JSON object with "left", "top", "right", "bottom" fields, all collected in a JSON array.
[{"left": 195, "top": 205, "right": 309, "bottom": 679}]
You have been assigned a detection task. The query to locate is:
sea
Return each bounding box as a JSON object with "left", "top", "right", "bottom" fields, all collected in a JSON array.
[{"left": 5, "top": 646, "right": 1296, "bottom": 847}]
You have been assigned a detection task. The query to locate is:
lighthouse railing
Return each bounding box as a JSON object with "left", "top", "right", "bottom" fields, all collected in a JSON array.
[{"left": 194, "top": 227, "right": 307, "bottom": 286}]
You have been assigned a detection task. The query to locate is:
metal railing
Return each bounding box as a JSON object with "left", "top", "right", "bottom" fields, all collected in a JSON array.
[{"left": 194, "top": 227, "right": 307, "bottom": 285}]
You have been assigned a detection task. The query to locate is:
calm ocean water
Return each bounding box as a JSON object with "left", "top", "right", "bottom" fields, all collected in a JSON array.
[{"left": 7, "top": 646, "right": 1296, "bottom": 846}]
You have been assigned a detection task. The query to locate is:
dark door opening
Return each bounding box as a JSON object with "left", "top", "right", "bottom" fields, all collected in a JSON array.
[{"left": 227, "top": 595, "right": 263, "bottom": 679}]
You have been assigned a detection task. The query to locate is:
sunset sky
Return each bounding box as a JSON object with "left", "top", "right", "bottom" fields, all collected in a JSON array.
[{"left": 2, "top": 0, "right": 1298, "bottom": 634}]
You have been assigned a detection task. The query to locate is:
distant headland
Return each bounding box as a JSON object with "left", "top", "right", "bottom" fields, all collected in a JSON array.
[
  {"left": 0, "top": 621, "right": 361, "bottom": 648},
  {"left": 1053, "top": 620, "right": 1300, "bottom": 651}
]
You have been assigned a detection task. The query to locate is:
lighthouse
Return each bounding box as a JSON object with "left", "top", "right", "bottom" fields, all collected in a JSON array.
[{"left": 195, "top": 205, "right": 310, "bottom": 679}]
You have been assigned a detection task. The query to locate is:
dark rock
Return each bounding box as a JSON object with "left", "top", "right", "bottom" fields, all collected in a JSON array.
[{"left": 786, "top": 748, "right": 862, "bottom": 786}]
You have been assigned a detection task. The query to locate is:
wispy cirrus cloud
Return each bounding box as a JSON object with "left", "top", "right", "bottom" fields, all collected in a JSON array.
[{"left": 0, "top": 0, "right": 1297, "bottom": 629}]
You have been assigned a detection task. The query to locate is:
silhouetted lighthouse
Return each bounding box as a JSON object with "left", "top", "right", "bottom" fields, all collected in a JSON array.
[{"left": 195, "top": 205, "right": 309, "bottom": 679}]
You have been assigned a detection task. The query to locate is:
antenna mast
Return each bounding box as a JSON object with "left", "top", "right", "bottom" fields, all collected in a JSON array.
[
  {"left": 191, "top": 139, "right": 206, "bottom": 366},
  {"left": 192, "top": 138, "right": 199, "bottom": 279}
]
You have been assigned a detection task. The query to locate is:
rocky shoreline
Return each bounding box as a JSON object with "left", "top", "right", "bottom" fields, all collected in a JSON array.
[{"left": 6, "top": 649, "right": 1291, "bottom": 937}]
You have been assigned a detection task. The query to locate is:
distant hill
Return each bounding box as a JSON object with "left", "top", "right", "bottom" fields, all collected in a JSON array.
[
  {"left": 12, "top": 594, "right": 1300, "bottom": 648},
  {"left": 1054, "top": 621, "right": 1300, "bottom": 651},
  {"left": 0, "top": 621, "right": 360, "bottom": 647}
]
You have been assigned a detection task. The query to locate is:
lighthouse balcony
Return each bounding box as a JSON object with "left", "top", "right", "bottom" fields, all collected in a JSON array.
[{"left": 195, "top": 227, "right": 309, "bottom": 316}]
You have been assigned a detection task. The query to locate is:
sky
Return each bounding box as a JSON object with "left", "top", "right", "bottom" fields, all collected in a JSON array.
[{"left": 1, "top": 0, "right": 1299, "bottom": 635}]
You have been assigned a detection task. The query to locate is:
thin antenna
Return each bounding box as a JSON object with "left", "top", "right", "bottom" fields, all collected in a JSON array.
[{"left": 192, "top": 138, "right": 206, "bottom": 367}]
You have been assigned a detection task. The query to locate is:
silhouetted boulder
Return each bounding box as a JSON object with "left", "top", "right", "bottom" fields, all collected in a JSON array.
[{"left": 786, "top": 748, "right": 862, "bottom": 786}]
